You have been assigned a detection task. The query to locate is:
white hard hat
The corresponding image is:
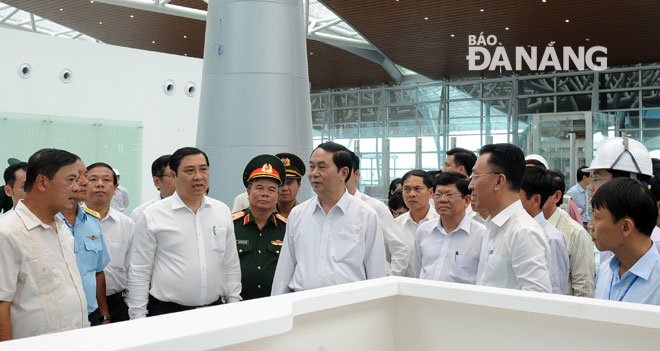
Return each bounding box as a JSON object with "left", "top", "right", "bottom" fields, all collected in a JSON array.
[
  {"left": 113, "top": 168, "right": 121, "bottom": 176},
  {"left": 584, "top": 136, "right": 653, "bottom": 176},
  {"left": 525, "top": 154, "right": 549, "bottom": 169}
]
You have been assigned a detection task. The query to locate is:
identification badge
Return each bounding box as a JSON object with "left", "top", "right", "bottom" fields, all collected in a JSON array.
[{"left": 236, "top": 239, "right": 250, "bottom": 245}]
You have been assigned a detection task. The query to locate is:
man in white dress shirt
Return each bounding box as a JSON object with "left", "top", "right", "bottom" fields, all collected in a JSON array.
[
  {"left": 396, "top": 169, "right": 438, "bottom": 277},
  {"left": 0, "top": 149, "right": 89, "bottom": 340},
  {"left": 469, "top": 143, "right": 552, "bottom": 292},
  {"left": 128, "top": 147, "right": 241, "bottom": 318},
  {"left": 271, "top": 142, "right": 386, "bottom": 294},
  {"left": 520, "top": 166, "right": 569, "bottom": 294},
  {"left": 346, "top": 151, "right": 411, "bottom": 276},
  {"left": 416, "top": 172, "right": 486, "bottom": 284},
  {"left": 85, "top": 162, "right": 135, "bottom": 322},
  {"left": 130, "top": 155, "right": 175, "bottom": 222},
  {"left": 2, "top": 161, "right": 27, "bottom": 212}
]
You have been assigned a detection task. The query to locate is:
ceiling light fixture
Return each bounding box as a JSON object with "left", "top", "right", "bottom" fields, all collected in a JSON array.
[
  {"left": 152, "top": 40, "right": 156, "bottom": 44},
  {"left": 130, "top": 14, "right": 134, "bottom": 18},
  {"left": 565, "top": 19, "right": 570, "bottom": 23},
  {"left": 505, "top": 27, "right": 510, "bottom": 30},
  {"left": 542, "top": 0, "right": 547, "bottom": 3},
  {"left": 59, "top": 8, "right": 63, "bottom": 12},
  {"left": 183, "top": 35, "right": 187, "bottom": 39},
  {"left": 184, "top": 53, "right": 188, "bottom": 56},
  {"left": 424, "top": 17, "right": 429, "bottom": 20},
  {"left": 480, "top": 9, "right": 484, "bottom": 12},
  {"left": 585, "top": 38, "right": 590, "bottom": 41},
  {"left": 90, "top": 0, "right": 94, "bottom": 3},
  {"left": 450, "top": 34, "right": 455, "bottom": 38},
  {"left": 309, "top": 52, "right": 314, "bottom": 56},
  {"left": 98, "top": 21, "right": 102, "bottom": 25}
]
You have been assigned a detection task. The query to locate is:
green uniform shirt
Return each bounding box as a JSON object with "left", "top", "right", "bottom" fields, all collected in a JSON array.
[{"left": 232, "top": 208, "right": 286, "bottom": 300}]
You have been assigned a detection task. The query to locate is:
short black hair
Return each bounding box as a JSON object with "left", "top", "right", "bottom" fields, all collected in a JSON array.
[
  {"left": 652, "top": 158, "right": 660, "bottom": 177},
  {"left": 428, "top": 170, "right": 442, "bottom": 178},
  {"left": 521, "top": 167, "right": 554, "bottom": 211},
  {"left": 87, "top": 162, "right": 118, "bottom": 185},
  {"left": 591, "top": 177, "right": 657, "bottom": 236},
  {"left": 547, "top": 170, "right": 566, "bottom": 207},
  {"left": 388, "top": 189, "right": 408, "bottom": 212},
  {"left": 169, "top": 147, "right": 209, "bottom": 176},
  {"left": 4, "top": 162, "right": 28, "bottom": 187},
  {"left": 389, "top": 178, "right": 402, "bottom": 198},
  {"left": 313, "top": 142, "right": 353, "bottom": 182},
  {"left": 401, "top": 169, "right": 433, "bottom": 189},
  {"left": 525, "top": 159, "right": 547, "bottom": 169},
  {"left": 152, "top": 154, "right": 172, "bottom": 177},
  {"left": 25, "top": 148, "right": 79, "bottom": 192},
  {"left": 576, "top": 166, "right": 590, "bottom": 182},
  {"left": 479, "top": 143, "right": 525, "bottom": 191},
  {"left": 446, "top": 148, "right": 477, "bottom": 176},
  {"left": 433, "top": 171, "right": 470, "bottom": 196}
]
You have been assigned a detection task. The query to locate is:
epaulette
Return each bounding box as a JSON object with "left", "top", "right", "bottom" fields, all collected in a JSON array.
[
  {"left": 82, "top": 207, "right": 100, "bottom": 219},
  {"left": 232, "top": 210, "right": 246, "bottom": 221},
  {"left": 274, "top": 213, "right": 287, "bottom": 224}
]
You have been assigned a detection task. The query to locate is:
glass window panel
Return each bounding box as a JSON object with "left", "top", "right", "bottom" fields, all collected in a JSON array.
[
  {"left": 449, "top": 83, "right": 480, "bottom": 99},
  {"left": 421, "top": 153, "right": 439, "bottom": 169},
  {"left": 557, "top": 94, "right": 591, "bottom": 112},
  {"left": 389, "top": 121, "right": 418, "bottom": 137},
  {"left": 360, "top": 107, "right": 378, "bottom": 122},
  {"left": 359, "top": 138, "right": 378, "bottom": 153},
  {"left": 333, "top": 138, "right": 356, "bottom": 150},
  {"left": 417, "top": 103, "right": 440, "bottom": 120},
  {"left": 312, "top": 125, "right": 325, "bottom": 144},
  {"left": 621, "top": 130, "right": 640, "bottom": 140},
  {"left": 483, "top": 81, "right": 513, "bottom": 97},
  {"left": 483, "top": 100, "right": 509, "bottom": 116},
  {"left": 642, "top": 69, "right": 660, "bottom": 87},
  {"left": 417, "top": 85, "right": 442, "bottom": 102},
  {"left": 332, "top": 109, "right": 358, "bottom": 123},
  {"left": 599, "top": 91, "right": 639, "bottom": 110},
  {"left": 643, "top": 109, "right": 660, "bottom": 129},
  {"left": 449, "top": 100, "right": 481, "bottom": 117},
  {"left": 642, "top": 129, "right": 660, "bottom": 151},
  {"left": 332, "top": 93, "right": 347, "bottom": 108},
  {"left": 490, "top": 134, "right": 509, "bottom": 144},
  {"left": 390, "top": 153, "right": 416, "bottom": 173},
  {"left": 518, "top": 96, "right": 554, "bottom": 114},
  {"left": 600, "top": 71, "right": 639, "bottom": 89},
  {"left": 360, "top": 91, "right": 375, "bottom": 106},
  {"left": 617, "top": 110, "right": 639, "bottom": 129},
  {"left": 329, "top": 123, "right": 358, "bottom": 139},
  {"left": 642, "top": 90, "right": 660, "bottom": 109},
  {"left": 556, "top": 75, "right": 593, "bottom": 92},
  {"left": 519, "top": 78, "right": 554, "bottom": 95},
  {"left": 449, "top": 117, "right": 481, "bottom": 133},
  {"left": 452, "top": 134, "right": 482, "bottom": 151},
  {"left": 312, "top": 110, "right": 325, "bottom": 124},
  {"left": 388, "top": 89, "right": 415, "bottom": 104},
  {"left": 388, "top": 105, "right": 416, "bottom": 121},
  {"left": 311, "top": 94, "right": 328, "bottom": 109},
  {"left": 482, "top": 116, "right": 508, "bottom": 134},
  {"left": 419, "top": 120, "right": 441, "bottom": 137},
  {"left": 421, "top": 136, "right": 441, "bottom": 152},
  {"left": 374, "top": 91, "right": 384, "bottom": 105},
  {"left": 347, "top": 92, "right": 359, "bottom": 107},
  {"left": 359, "top": 122, "right": 383, "bottom": 138},
  {"left": 389, "top": 137, "right": 416, "bottom": 152}
]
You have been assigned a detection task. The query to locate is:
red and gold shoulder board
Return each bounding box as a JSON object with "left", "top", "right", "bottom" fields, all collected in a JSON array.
[
  {"left": 274, "top": 213, "right": 287, "bottom": 224},
  {"left": 232, "top": 210, "right": 246, "bottom": 221}
]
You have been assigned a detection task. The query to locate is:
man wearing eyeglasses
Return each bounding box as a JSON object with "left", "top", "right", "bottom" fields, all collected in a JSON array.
[
  {"left": 130, "top": 155, "right": 176, "bottom": 222},
  {"left": 469, "top": 143, "right": 552, "bottom": 293},
  {"left": 415, "top": 172, "right": 486, "bottom": 284},
  {"left": 396, "top": 169, "right": 439, "bottom": 277}
]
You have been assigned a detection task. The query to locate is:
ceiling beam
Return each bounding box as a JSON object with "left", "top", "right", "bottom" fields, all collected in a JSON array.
[{"left": 94, "top": 0, "right": 206, "bottom": 20}]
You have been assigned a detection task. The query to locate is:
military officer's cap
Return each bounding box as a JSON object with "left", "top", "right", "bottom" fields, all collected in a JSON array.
[
  {"left": 275, "top": 152, "right": 306, "bottom": 179},
  {"left": 243, "top": 154, "right": 286, "bottom": 187},
  {"left": 7, "top": 158, "right": 22, "bottom": 166}
]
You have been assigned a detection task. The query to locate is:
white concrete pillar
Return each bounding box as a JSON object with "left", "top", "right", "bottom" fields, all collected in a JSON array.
[{"left": 197, "top": 0, "right": 313, "bottom": 204}]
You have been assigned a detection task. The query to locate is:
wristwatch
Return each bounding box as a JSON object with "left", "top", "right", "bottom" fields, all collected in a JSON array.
[{"left": 100, "top": 315, "right": 112, "bottom": 322}]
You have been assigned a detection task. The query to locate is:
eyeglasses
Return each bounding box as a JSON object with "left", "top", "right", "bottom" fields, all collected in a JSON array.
[
  {"left": 432, "top": 192, "right": 463, "bottom": 200},
  {"left": 469, "top": 172, "right": 501, "bottom": 181}
]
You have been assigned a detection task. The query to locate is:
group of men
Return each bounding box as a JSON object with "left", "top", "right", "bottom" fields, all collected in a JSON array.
[{"left": 2, "top": 135, "right": 660, "bottom": 341}]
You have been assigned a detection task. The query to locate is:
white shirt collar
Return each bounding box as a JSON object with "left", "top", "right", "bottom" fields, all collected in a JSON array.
[
  {"left": 14, "top": 200, "right": 64, "bottom": 230},
  {"left": 490, "top": 200, "right": 524, "bottom": 227},
  {"left": 312, "top": 188, "right": 351, "bottom": 215},
  {"left": 171, "top": 191, "right": 209, "bottom": 211},
  {"left": 435, "top": 212, "right": 471, "bottom": 236}
]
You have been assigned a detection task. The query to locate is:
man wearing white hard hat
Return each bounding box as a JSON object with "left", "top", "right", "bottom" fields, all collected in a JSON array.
[
  {"left": 111, "top": 168, "right": 130, "bottom": 214},
  {"left": 584, "top": 136, "right": 654, "bottom": 263}
]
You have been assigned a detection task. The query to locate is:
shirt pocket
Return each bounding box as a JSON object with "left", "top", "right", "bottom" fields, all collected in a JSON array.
[
  {"left": 485, "top": 254, "right": 510, "bottom": 286},
  {"left": 236, "top": 242, "right": 252, "bottom": 256},
  {"left": 330, "top": 232, "right": 364, "bottom": 265},
  {"left": 211, "top": 226, "right": 227, "bottom": 253},
  {"left": 25, "top": 256, "right": 64, "bottom": 295},
  {"left": 448, "top": 254, "right": 478, "bottom": 284},
  {"left": 108, "top": 242, "right": 128, "bottom": 269}
]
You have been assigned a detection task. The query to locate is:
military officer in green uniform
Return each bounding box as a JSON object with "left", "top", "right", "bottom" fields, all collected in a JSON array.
[
  {"left": 275, "top": 152, "right": 306, "bottom": 218},
  {"left": 233, "top": 154, "right": 287, "bottom": 300}
]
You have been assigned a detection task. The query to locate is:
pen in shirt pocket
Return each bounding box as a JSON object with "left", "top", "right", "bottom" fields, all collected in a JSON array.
[{"left": 455, "top": 251, "right": 458, "bottom": 260}]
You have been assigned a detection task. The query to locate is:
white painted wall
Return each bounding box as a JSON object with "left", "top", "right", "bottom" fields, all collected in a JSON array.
[{"left": 0, "top": 28, "right": 203, "bottom": 206}]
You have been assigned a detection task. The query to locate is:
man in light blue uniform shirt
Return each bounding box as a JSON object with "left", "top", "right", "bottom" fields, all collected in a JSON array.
[
  {"left": 590, "top": 178, "right": 660, "bottom": 306},
  {"left": 59, "top": 160, "right": 111, "bottom": 325},
  {"left": 566, "top": 166, "right": 591, "bottom": 226}
]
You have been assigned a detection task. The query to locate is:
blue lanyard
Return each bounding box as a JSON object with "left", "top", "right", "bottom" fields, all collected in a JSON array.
[{"left": 608, "top": 274, "right": 639, "bottom": 301}]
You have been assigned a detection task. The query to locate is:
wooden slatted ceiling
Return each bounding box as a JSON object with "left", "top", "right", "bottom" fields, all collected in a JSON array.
[
  {"left": 322, "top": 0, "right": 660, "bottom": 79},
  {"left": 3, "top": 0, "right": 392, "bottom": 89}
]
